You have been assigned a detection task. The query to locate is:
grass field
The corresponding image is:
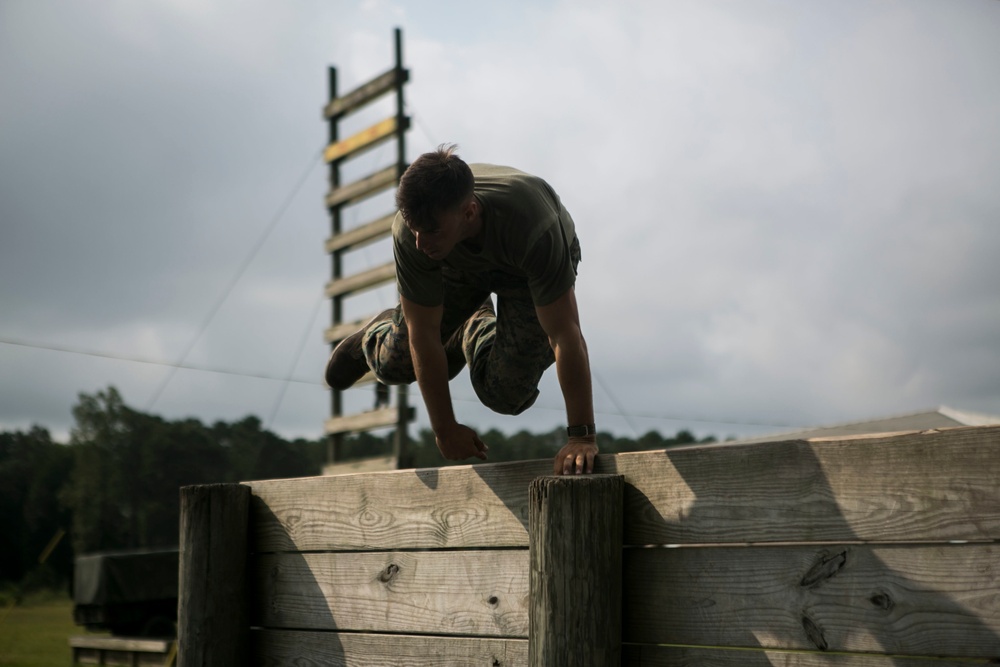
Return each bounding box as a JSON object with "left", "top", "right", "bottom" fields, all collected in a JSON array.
[{"left": 0, "top": 593, "right": 96, "bottom": 667}]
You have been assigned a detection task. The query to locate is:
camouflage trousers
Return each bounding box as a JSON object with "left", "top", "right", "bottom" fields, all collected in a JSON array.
[{"left": 362, "top": 241, "right": 580, "bottom": 416}]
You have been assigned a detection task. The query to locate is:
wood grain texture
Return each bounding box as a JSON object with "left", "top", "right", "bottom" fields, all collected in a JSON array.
[
  {"left": 608, "top": 425, "right": 1000, "bottom": 545},
  {"left": 178, "top": 483, "right": 250, "bottom": 667},
  {"left": 253, "top": 630, "right": 527, "bottom": 666},
  {"left": 248, "top": 426, "right": 1000, "bottom": 552},
  {"left": 529, "top": 474, "right": 623, "bottom": 666},
  {"left": 247, "top": 459, "right": 550, "bottom": 552},
  {"left": 621, "top": 645, "right": 995, "bottom": 666},
  {"left": 622, "top": 543, "right": 1000, "bottom": 658},
  {"left": 321, "top": 455, "right": 397, "bottom": 476},
  {"left": 253, "top": 550, "right": 529, "bottom": 637}
]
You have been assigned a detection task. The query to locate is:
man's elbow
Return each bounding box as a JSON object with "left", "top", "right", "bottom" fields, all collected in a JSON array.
[
  {"left": 548, "top": 324, "right": 587, "bottom": 355},
  {"left": 409, "top": 327, "right": 442, "bottom": 356}
]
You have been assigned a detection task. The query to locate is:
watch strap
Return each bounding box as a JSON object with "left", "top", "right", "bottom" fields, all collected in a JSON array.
[{"left": 566, "top": 423, "right": 597, "bottom": 437}]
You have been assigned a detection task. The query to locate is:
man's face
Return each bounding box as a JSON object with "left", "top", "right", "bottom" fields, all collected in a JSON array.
[{"left": 408, "top": 200, "right": 471, "bottom": 261}]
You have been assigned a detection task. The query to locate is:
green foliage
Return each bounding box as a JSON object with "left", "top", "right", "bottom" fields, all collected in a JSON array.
[
  {"left": 2, "top": 386, "right": 328, "bottom": 589},
  {"left": 402, "top": 426, "right": 714, "bottom": 469},
  {"left": 59, "top": 390, "right": 327, "bottom": 557},
  {"left": 1, "top": 384, "right": 714, "bottom": 595},
  {"left": 0, "top": 426, "right": 73, "bottom": 592}
]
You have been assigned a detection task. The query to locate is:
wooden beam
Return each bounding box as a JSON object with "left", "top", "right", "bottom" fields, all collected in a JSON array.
[
  {"left": 529, "top": 474, "right": 623, "bottom": 666},
  {"left": 247, "top": 426, "right": 1000, "bottom": 553},
  {"left": 324, "top": 261, "right": 395, "bottom": 298},
  {"left": 621, "top": 645, "right": 983, "bottom": 666},
  {"left": 70, "top": 636, "right": 173, "bottom": 652},
  {"left": 322, "top": 67, "right": 409, "bottom": 120},
  {"left": 321, "top": 455, "right": 397, "bottom": 476},
  {"left": 252, "top": 550, "right": 529, "bottom": 636},
  {"left": 324, "top": 406, "right": 413, "bottom": 435},
  {"left": 70, "top": 635, "right": 174, "bottom": 666},
  {"left": 622, "top": 543, "right": 1000, "bottom": 658},
  {"left": 324, "top": 212, "right": 396, "bottom": 254},
  {"left": 609, "top": 425, "right": 1000, "bottom": 545},
  {"left": 325, "top": 165, "right": 397, "bottom": 208},
  {"left": 177, "top": 483, "right": 250, "bottom": 667},
  {"left": 253, "top": 630, "right": 526, "bottom": 666},
  {"left": 246, "top": 459, "right": 550, "bottom": 552},
  {"left": 324, "top": 315, "right": 368, "bottom": 344},
  {"left": 324, "top": 116, "right": 409, "bottom": 164}
]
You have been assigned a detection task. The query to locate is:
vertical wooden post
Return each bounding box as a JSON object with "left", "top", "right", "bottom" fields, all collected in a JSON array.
[
  {"left": 327, "top": 63, "right": 343, "bottom": 465},
  {"left": 529, "top": 474, "right": 624, "bottom": 666},
  {"left": 392, "top": 26, "right": 410, "bottom": 470},
  {"left": 178, "top": 483, "right": 250, "bottom": 667}
]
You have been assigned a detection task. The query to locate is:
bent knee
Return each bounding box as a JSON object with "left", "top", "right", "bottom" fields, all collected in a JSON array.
[{"left": 475, "top": 386, "right": 539, "bottom": 416}]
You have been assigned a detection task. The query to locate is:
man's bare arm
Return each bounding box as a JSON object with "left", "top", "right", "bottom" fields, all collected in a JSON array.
[
  {"left": 535, "top": 286, "right": 598, "bottom": 475},
  {"left": 400, "top": 295, "right": 487, "bottom": 461}
]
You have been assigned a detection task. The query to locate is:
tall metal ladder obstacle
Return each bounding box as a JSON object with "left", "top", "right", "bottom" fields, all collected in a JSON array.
[{"left": 322, "top": 28, "right": 413, "bottom": 474}]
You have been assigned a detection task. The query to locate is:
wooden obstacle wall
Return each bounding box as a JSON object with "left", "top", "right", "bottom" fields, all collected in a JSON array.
[{"left": 178, "top": 425, "right": 1000, "bottom": 666}]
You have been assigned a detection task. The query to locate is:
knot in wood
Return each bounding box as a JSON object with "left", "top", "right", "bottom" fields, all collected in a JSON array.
[
  {"left": 869, "top": 589, "right": 895, "bottom": 612},
  {"left": 801, "top": 615, "right": 828, "bottom": 651},
  {"left": 487, "top": 595, "right": 499, "bottom": 606},
  {"left": 358, "top": 507, "right": 385, "bottom": 528},
  {"left": 378, "top": 563, "right": 400, "bottom": 583},
  {"left": 800, "top": 550, "right": 847, "bottom": 588}
]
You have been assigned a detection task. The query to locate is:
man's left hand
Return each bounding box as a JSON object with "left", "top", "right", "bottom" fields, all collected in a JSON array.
[{"left": 553, "top": 438, "right": 598, "bottom": 475}]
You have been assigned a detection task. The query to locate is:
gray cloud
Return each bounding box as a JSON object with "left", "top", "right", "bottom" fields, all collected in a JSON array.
[{"left": 2, "top": 0, "right": 998, "bottom": 444}]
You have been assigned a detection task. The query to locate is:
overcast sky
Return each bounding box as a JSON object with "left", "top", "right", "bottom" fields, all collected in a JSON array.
[{"left": 2, "top": 0, "right": 999, "bottom": 446}]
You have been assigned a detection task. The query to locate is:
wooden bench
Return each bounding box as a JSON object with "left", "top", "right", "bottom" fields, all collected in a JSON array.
[{"left": 70, "top": 635, "right": 175, "bottom": 666}]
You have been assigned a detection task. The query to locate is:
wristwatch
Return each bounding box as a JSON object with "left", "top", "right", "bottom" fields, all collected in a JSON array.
[{"left": 566, "top": 423, "right": 597, "bottom": 438}]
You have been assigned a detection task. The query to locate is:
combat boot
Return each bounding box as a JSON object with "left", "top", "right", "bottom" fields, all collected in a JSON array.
[{"left": 325, "top": 309, "right": 394, "bottom": 390}]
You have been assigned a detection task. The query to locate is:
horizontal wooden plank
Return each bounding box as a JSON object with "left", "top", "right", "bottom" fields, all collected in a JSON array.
[
  {"left": 323, "top": 68, "right": 408, "bottom": 119},
  {"left": 324, "top": 262, "right": 395, "bottom": 298},
  {"left": 247, "top": 426, "right": 1000, "bottom": 552},
  {"left": 611, "top": 425, "right": 1000, "bottom": 545},
  {"left": 70, "top": 636, "right": 173, "bottom": 651},
  {"left": 325, "top": 165, "right": 397, "bottom": 208},
  {"left": 254, "top": 630, "right": 526, "bottom": 667},
  {"left": 74, "top": 649, "right": 171, "bottom": 667},
  {"left": 623, "top": 543, "right": 1000, "bottom": 658},
  {"left": 252, "top": 551, "right": 528, "bottom": 637},
  {"left": 324, "top": 212, "right": 395, "bottom": 255},
  {"left": 324, "top": 116, "right": 407, "bottom": 163},
  {"left": 324, "top": 316, "right": 367, "bottom": 344},
  {"left": 247, "top": 458, "right": 549, "bottom": 551},
  {"left": 321, "top": 455, "right": 397, "bottom": 477},
  {"left": 71, "top": 635, "right": 174, "bottom": 667},
  {"left": 324, "top": 406, "right": 409, "bottom": 435},
  {"left": 622, "top": 644, "right": 993, "bottom": 666}
]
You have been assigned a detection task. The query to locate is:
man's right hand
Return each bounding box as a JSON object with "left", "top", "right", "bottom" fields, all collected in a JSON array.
[{"left": 435, "top": 422, "right": 489, "bottom": 461}]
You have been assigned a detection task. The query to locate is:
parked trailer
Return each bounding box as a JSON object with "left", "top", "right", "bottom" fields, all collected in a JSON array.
[{"left": 70, "top": 547, "right": 178, "bottom": 665}]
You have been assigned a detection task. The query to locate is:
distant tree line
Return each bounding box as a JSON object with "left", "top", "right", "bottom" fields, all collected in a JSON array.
[{"left": 0, "top": 385, "right": 713, "bottom": 594}]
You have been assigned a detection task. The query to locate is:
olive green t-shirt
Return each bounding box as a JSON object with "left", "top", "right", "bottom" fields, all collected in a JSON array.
[{"left": 393, "top": 163, "right": 578, "bottom": 307}]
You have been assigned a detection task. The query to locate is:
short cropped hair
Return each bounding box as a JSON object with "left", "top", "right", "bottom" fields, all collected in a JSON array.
[{"left": 395, "top": 144, "right": 474, "bottom": 231}]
